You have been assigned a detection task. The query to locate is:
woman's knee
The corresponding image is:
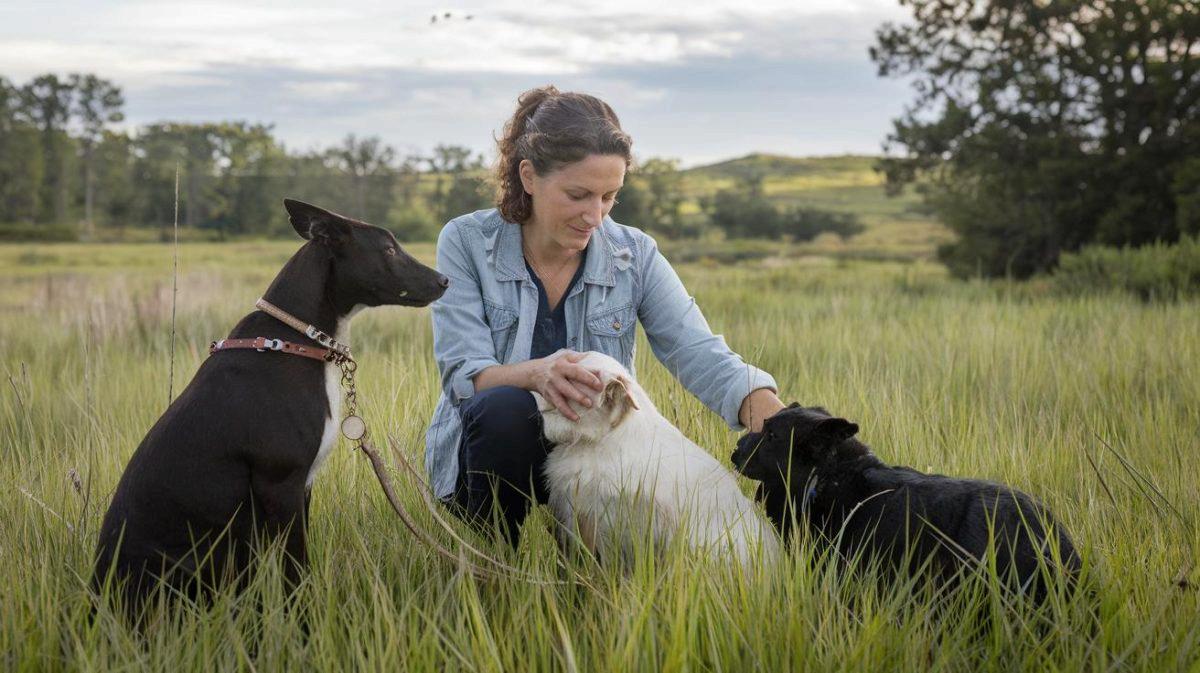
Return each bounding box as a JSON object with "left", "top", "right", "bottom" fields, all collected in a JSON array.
[
  {"left": 459, "top": 386, "right": 549, "bottom": 485},
  {"left": 460, "top": 385, "right": 540, "bottom": 440}
]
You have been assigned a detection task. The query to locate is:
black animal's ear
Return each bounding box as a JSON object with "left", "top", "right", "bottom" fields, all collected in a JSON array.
[
  {"left": 284, "top": 198, "right": 352, "bottom": 245},
  {"left": 815, "top": 417, "right": 858, "bottom": 441},
  {"left": 786, "top": 402, "right": 801, "bottom": 409}
]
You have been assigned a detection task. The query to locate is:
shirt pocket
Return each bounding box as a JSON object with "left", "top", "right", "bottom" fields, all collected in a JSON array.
[
  {"left": 585, "top": 303, "right": 636, "bottom": 367},
  {"left": 483, "top": 300, "right": 519, "bottom": 362}
]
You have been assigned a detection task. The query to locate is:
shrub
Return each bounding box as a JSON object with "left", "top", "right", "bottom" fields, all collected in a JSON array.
[
  {"left": 701, "top": 182, "right": 863, "bottom": 242},
  {"left": 0, "top": 222, "right": 77, "bottom": 242},
  {"left": 389, "top": 200, "right": 441, "bottom": 242},
  {"left": 782, "top": 208, "right": 865, "bottom": 241},
  {"left": 1052, "top": 236, "right": 1200, "bottom": 300}
]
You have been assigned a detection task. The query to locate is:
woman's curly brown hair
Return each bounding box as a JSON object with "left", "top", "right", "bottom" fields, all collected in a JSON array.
[{"left": 495, "top": 86, "right": 633, "bottom": 224}]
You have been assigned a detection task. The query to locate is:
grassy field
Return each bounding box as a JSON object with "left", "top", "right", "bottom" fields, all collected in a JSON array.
[{"left": 2, "top": 241, "right": 1197, "bottom": 671}]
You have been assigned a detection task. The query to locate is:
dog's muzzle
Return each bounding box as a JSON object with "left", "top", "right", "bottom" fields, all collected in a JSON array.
[{"left": 731, "top": 432, "right": 762, "bottom": 470}]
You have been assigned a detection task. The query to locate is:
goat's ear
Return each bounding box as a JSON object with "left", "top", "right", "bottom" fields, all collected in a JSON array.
[
  {"left": 284, "top": 198, "right": 351, "bottom": 245},
  {"left": 602, "top": 376, "right": 640, "bottom": 428},
  {"left": 815, "top": 417, "right": 858, "bottom": 442}
]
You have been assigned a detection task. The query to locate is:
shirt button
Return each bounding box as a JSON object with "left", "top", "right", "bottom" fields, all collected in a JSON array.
[{"left": 612, "top": 320, "right": 621, "bottom": 331}]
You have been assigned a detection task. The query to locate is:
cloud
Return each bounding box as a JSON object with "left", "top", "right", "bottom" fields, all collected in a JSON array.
[
  {"left": 0, "top": 0, "right": 914, "bottom": 163},
  {"left": 2, "top": 0, "right": 906, "bottom": 79}
]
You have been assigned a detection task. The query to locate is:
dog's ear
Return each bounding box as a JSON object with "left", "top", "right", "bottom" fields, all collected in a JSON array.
[
  {"left": 601, "top": 375, "right": 640, "bottom": 428},
  {"left": 814, "top": 417, "right": 858, "bottom": 442},
  {"left": 284, "top": 198, "right": 352, "bottom": 245}
]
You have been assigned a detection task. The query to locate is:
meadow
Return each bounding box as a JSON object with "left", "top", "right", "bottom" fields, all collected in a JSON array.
[{"left": 2, "top": 240, "right": 1198, "bottom": 671}]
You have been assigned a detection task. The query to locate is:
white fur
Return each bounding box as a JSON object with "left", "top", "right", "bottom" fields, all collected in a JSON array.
[
  {"left": 537, "top": 352, "right": 780, "bottom": 566},
  {"left": 308, "top": 304, "right": 365, "bottom": 487}
]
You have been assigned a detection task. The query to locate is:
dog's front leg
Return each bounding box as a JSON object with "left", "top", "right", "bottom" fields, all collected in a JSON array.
[
  {"left": 575, "top": 512, "right": 598, "bottom": 554},
  {"left": 549, "top": 494, "right": 601, "bottom": 560},
  {"left": 250, "top": 471, "right": 310, "bottom": 592}
]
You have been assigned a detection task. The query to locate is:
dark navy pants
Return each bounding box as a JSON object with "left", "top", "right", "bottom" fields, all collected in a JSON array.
[{"left": 449, "top": 385, "right": 553, "bottom": 547}]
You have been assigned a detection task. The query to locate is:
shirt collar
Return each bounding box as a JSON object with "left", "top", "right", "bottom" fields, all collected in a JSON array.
[{"left": 489, "top": 216, "right": 619, "bottom": 288}]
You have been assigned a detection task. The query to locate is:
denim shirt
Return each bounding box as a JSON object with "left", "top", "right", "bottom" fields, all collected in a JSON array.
[{"left": 424, "top": 208, "right": 777, "bottom": 499}]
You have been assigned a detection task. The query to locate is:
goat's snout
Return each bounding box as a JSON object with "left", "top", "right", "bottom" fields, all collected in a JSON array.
[{"left": 437, "top": 275, "right": 450, "bottom": 289}]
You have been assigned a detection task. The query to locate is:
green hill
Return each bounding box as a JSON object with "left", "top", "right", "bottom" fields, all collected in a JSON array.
[
  {"left": 684, "top": 152, "right": 877, "bottom": 180},
  {"left": 673, "top": 153, "right": 951, "bottom": 261}
]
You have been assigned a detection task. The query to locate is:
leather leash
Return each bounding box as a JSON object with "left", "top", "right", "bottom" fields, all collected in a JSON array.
[{"left": 255, "top": 297, "right": 352, "bottom": 360}]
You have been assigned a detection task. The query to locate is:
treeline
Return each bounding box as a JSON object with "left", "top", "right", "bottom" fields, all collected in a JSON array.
[
  {"left": 0, "top": 73, "right": 861, "bottom": 244},
  {"left": 0, "top": 73, "right": 497, "bottom": 240}
]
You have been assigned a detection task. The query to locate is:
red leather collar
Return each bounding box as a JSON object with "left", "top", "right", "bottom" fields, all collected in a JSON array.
[{"left": 208, "top": 337, "right": 332, "bottom": 362}]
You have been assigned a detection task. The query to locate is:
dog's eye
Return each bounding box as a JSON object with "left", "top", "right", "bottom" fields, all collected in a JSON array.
[{"left": 385, "top": 246, "right": 397, "bottom": 256}]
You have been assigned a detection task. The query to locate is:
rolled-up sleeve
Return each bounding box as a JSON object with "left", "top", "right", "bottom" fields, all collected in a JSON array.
[
  {"left": 635, "top": 236, "right": 777, "bottom": 430},
  {"left": 431, "top": 219, "right": 500, "bottom": 405}
]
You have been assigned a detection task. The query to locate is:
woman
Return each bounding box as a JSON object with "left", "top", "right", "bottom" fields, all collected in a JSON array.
[{"left": 426, "top": 86, "right": 785, "bottom": 545}]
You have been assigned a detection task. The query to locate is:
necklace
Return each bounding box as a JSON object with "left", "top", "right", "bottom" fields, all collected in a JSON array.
[{"left": 522, "top": 240, "right": 579, "bottom": 292}]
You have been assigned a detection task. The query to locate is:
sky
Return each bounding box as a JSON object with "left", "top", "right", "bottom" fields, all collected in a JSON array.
[{"left": 0, "top": 1, "right": 915, "bottom": 166}]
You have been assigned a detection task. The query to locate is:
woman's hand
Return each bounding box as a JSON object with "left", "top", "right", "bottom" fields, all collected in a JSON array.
[
  {"left": 526, "top": 351, "right": 605, "bottom": 422},
  {"left": 739, "top": 387, "right": 786, "bottom": 433},
  {"left": 472, "top": 351, "right": 603, "bottom": 421}
]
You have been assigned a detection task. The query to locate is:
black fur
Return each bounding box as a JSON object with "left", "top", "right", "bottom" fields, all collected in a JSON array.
[
  {"left": 92, "top": 199, "right": 447, "bottom": 620},
  {"left": 731, "top": 404, "right": 1081, "bottom": 600}
]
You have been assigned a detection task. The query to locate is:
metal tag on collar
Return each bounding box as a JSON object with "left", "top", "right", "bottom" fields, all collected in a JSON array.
[{"left": 341, "top": 415, "right": 366, "bottom": 441}]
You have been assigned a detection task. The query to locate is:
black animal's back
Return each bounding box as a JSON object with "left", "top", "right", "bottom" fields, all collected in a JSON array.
[
  {"left": 809, "top": 463, "right": 1080, "bottom": 599},
  {"left": 93, "top": 311, "right": 330, "bottom": 608},
  {"left": 731, "top": 405, "right": 1081, "bottom": 603},
  {"left": 91, "top": 199, "right": 450, "bottom": 622}
]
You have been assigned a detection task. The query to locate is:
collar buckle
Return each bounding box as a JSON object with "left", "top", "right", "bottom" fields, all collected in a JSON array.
[{"left": 257, "top": 338, "right": 284, "bottom": 351}]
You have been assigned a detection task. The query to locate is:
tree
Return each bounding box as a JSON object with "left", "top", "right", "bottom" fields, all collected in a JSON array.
[
  {"left": 781, "top": 208, "right": 864, "bottom": 241},
  {"left": 19, "top": 74, "right": 75, "bottom": 224},
  {"left": 423, "top": 144, "right": 488, "bottom": 224},
  {"left": 424, "top": 144, "right": 461, "bottom": 214},
  {"left": 325, "top": 134, "right": 396, "bottom": 223},
  {"left": 626, "top": 158, "right": 690, "bottom": 238},
  {"left": 439, "top": 172, "right": 491, "bottom": 224},
  {"left": 130, "top": 123, "right": 210, "bottom": 232},
  {"left": 872, "top": 0, "right": 1200, "bottom": 278},
  {"left": 701, "top": 171, "right": 863, "bottom": 241},
  {"left": 0, "top": 77, "right": 42, "bottom": 223},
  {"left": 608, "top": 178, "right": 649, "bottom": 229},
  {"left": 70, "top": 74, "right": 124, "bottom": 233},
  {"left": 211, "top": 122, "right": 287, "bottom": 236},
  {"left": 700, "top": 173, "right": 782, "bottom": 238},
  {"left": 92, "top": 130, "right": 136, "bottom": 229}
]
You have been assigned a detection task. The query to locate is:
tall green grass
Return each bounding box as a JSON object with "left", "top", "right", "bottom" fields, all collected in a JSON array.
[
  {"left": 1, "top": 242, "right": 1197, "bottom": 671},
  {"left": 1053, "top": 235, "right": 1200, "bottom": 301}
]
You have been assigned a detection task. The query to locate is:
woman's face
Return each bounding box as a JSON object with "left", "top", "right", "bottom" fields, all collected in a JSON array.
[{"left": 520, "top": 153, "right": 626, "bottom": 252}]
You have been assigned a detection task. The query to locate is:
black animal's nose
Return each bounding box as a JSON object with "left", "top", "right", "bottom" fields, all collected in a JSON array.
[{"left": 437, "top": 275, "right": 450, "bottom": 288}]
